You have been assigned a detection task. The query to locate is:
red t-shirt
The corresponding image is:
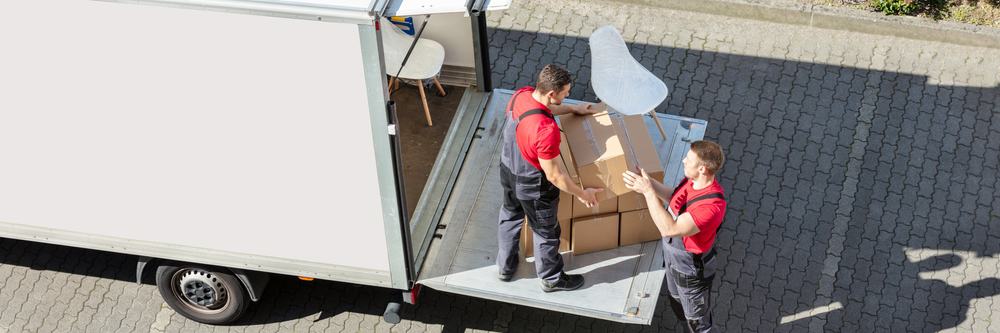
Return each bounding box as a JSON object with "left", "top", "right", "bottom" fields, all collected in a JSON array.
[
  {"left": 508, "top": 86, "right": 560, "bottom": 171},
  {"left": 668, "top": 179, "right": 727, "bottom": 254}
]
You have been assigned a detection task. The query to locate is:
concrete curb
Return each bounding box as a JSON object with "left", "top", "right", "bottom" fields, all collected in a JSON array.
[{"left": 617, "top": 0, "right": 1000, "bottom": 49}]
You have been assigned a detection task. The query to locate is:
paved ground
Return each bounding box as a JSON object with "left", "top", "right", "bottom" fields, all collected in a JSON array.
[{"left": 2, "top": 0, "right": 999, "bottom": 332}]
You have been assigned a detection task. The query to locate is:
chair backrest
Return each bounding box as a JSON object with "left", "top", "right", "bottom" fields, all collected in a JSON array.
[
  {"left": 380, "top": 17, "right": 414, "bottom": 52},
  {"left": 379, "top": 17, "right": 445, "bottom": 80},
  {"left": 589, "top": 25, "right": 668, "bottom": 116}
]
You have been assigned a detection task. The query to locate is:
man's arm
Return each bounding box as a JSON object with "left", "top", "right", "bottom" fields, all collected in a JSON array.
[
  {"left": 644, "top": 193, "right": 701, "bottom": 238},
  {"left": 649, "top": 179, "right": 673, "bottom": 202},
  {"left": 550, "top": 102, "right": 596, "bottom": 116},
  {"left": 539, "top": 156, "right": 601, "bottom": 207},
  {"left": 625, "top": 169, "right": 700, "bottom": 238}
]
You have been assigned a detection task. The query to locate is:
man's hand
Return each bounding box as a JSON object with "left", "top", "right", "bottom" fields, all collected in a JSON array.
[
  {"left": 623, "top": 169, "right": 654, "bottom": 195},
  {"left": 576, "top": 187, "right": 604, "bottom": 208},
  {"left": 573, "top": 102, "right": 599, "bottom": 115}
]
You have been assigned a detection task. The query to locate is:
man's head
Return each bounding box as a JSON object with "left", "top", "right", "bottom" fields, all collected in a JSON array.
[
  {"left": 535, "top": 64, "right": 572, "bottom": 106},
  {"left": 682, "top": 140, "right": 725, "bottom": 180}
]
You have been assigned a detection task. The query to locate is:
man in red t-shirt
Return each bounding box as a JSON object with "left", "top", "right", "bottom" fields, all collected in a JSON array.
[
  {"left": 497, "top": 64, "right": 602, "bottom": 292},
  {"left": 623, "top": 140, "right": 727, "bottom": 333}
]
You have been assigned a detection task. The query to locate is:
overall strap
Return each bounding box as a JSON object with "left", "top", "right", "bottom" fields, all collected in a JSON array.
[
  {"left": 678, "top": 191, "right": 725, "bottom": 279},
  {"left": 670, "top": 178, "right": 689, "bottom": 198},
  {"left": 691, "top": 249, "right": 716, "bottom": 279},
  {"left": 506, "top": 90, "right": 524, "bottom": 116},
  {"left": 517, "top": 109, "right": 553, "bottom": 122},
  {"left": 677, "top": 192, "right": 726, "bottom": 215}
]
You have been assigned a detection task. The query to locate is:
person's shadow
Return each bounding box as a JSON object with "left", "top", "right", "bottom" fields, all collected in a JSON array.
[{"left": 906, "top": 250, "right": 1000, "bottom": 332}]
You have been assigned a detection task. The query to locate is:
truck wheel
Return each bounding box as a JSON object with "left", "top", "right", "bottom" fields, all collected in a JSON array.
[{"left": 155, "top": 263, "right": 249, "bottom": 324}]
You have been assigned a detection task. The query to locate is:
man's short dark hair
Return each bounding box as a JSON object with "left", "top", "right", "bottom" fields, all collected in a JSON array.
[
  {"left": 690, "top": 140, "right": 725, "bottom": 176},
  {"left": 535, "top": 64, "right": 572, "bottom": 94}
]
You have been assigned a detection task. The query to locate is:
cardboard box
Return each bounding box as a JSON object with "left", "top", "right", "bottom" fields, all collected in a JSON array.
[
  {"left": 571, "top": 196, "right": 618, "bottom": 219},
  {"left": 571, "top": 213, "right": 620, "bottom": 255},
  {"left": 560, "top": 109, "right": 664, "bottom": 201},
  {"left": 618, "top": 192, "right": 647, "bottom": 212},
  {"left": 557, "top": 190, "right": 573, "bottom": 227},
  {"left": 558, "top": 132, "right": 580, "bottom": 183},
  {"left": 619, "top": 209, "right": 662, "bottom": 246}
]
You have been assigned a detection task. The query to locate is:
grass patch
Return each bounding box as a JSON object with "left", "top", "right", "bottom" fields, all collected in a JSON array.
[
  {"left": 946, "top": 2, "right": 1000, "bottom": 27},
  {"left": 811, "top": 0, "right": 1000, "bottom": 28}
]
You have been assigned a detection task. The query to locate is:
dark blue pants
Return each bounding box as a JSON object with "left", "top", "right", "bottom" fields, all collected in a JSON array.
[
  {"left": 663, "top": 238, "right": 717, "bottom": 333},
  {"left": 496, "top": 165, "right": 563, "bottom": 284}
]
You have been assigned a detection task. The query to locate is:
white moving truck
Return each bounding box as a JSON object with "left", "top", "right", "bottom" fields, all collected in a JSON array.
[{"left": 0, "top": 0, "right": 707, "bottom": 325}]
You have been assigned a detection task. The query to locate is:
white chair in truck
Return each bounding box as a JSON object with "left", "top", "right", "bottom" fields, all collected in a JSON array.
[{"left": 381, "top": 17, "right": 447, "bottom": 127}]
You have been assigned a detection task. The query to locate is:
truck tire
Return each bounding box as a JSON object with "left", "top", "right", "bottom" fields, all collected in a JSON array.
[{"left": 155, "top": 262, "right": 249, "bottom": 324}]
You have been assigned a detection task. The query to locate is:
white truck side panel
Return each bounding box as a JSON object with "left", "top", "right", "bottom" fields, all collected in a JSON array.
[{"left": 0, "top": 0, "right": 392, "bottom": 273}]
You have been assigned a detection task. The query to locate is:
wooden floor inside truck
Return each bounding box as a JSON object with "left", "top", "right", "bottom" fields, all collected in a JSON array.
[
  {"left": 417, "top": 89, "right": 708, "bottom": 324},
  {"left": 391, "top": 82, "right": 465, "bottom": 220}
]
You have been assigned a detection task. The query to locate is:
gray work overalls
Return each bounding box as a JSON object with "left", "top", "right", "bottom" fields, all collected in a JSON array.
[
  {"left": 496, "top": 91, "right": 564, "bottom": 284},
  {"left": 662, "top": 178, "right": 726, "bottom": 333}
]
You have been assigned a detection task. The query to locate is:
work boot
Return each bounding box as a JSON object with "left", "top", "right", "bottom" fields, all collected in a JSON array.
[
  {"left": 541, "top": 273, "right": 584, "bottom": 292},
  {"left": 498, "top": 264, "right": 516, "bottom": 282}
]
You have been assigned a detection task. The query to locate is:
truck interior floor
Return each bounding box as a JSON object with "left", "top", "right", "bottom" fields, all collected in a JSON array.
[{"left": 390, "top": 82, "right": 466, "bottom": 220}]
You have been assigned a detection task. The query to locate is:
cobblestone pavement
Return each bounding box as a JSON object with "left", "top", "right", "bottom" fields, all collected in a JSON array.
[{"left": 2, "top": 0, "right": 999, "bottom": 332}]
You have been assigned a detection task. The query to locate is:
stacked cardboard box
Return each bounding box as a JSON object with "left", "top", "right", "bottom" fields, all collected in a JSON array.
[{"left": 521, "top": 107, "right": 667, "bottom": 259}]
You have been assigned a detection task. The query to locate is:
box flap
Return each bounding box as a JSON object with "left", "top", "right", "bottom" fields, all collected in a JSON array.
[{"left": 561, "top": 111, "right": 624, "bottom": 166}]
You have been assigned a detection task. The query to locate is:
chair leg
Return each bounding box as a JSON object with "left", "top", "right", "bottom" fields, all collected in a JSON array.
[
  {"left": 432, "top": 77, "right": 447, "bottom": 97},
  {"left": 388, "top": 77, "right": 396, "bottom": 97},
  {"left": 417, "top": 80, "right": 433, "bottom": 127}
]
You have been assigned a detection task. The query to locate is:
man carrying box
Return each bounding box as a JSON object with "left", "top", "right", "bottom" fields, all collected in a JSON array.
[
  {"left": 623, "top": 140, "right": 728, "bottom": 333},
  {"left": 497, "top": 64, "right": 603, "bottom": 292}
]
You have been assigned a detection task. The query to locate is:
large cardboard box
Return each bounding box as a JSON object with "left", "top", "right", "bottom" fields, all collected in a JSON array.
[
  {"left": 571, "top": 213, "right": 620, "bottom": 255},
  {"left": 618, "top": 192, "right": 647, "bottom": 212},
  {"left": 619, "top": 209, "right": 662, "bottom": 246},
  {"left": 557, "top": 190, "right": 573, "bottom": 224},
  {"left": 558, "top": 132, "right": 580, "bottom": 183},
  {"left": 571, "top": 196, "right": 618, "bottom": 218},
  {"left": 560, "top": 109, "right": 664, "bottom": 201}
]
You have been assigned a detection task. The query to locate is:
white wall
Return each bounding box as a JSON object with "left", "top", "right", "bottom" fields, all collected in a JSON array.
[
  {"left": 0, "top": 0, "right": 392, "bottom": 273},
  {"left": 412, "top": 13, "right": 476, "bottom": 68}
]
